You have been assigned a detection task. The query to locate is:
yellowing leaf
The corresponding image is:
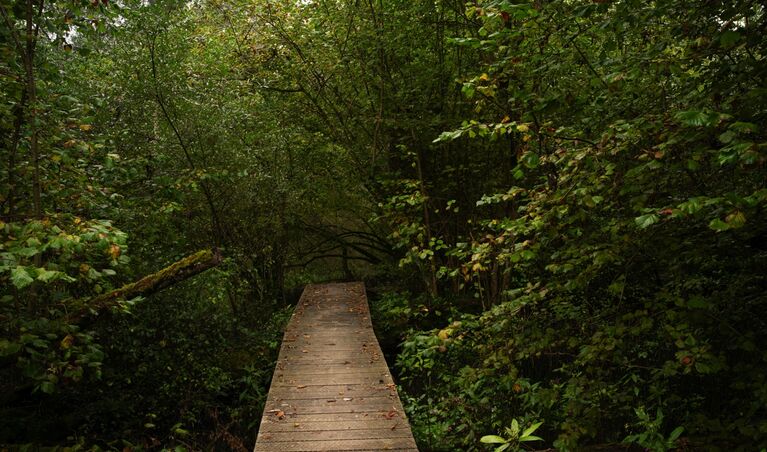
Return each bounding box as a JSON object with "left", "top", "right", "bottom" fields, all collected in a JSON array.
[
  {"left": 726, "top": 210, "right": 746, "bottom": 228},
  {"left": 60, "top": 334, "right": 74, "bottom": 350},
  {"left": 79, "top": 124, "right": 93, "bottom": 131}
]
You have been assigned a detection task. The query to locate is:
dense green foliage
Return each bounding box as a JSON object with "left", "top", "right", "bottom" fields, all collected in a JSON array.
[{"left": 1, "top": 0, "right": 765, "bottom": 450}]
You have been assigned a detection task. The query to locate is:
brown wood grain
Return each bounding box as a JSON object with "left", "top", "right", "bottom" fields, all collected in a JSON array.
[{"left": 254, "top": 283, "right": 418, "bottom": 452}]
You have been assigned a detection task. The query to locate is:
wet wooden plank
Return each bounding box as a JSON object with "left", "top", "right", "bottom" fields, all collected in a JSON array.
[
  {"left": 258, "top": 429, "right": 414, "bottom": 442},
  {"left": 254, "top": 438, "right": 417, "bottom": 451},
  {"left": 254, "top": 282, "right": 417, "bottom": 452},
  {"left": 260, "top": 420, "right": 412, "bottom": 433}
]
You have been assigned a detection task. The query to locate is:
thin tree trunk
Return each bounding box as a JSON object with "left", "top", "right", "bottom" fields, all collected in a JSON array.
[
  {"left": 414, "top": 146, "right": 438, "bottom": 298},
  {"left": 24, "top": 0, "right": 41, "bottom": 220},
  {"left": 5, "top": 89, "right": 27, "bottom": 220}
]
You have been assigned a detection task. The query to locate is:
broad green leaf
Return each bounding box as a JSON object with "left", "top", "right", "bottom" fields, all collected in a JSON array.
[
  {"left": 669, "top": 426, "right": 684, "bottom": 441},
  {"left": 11, "top": 267, "right": 34, "bottom": 289},
  {"left": 523, "top": 152, "right": 539, "bottom": 168},
  {"left": 675, "top": 110, "right": 711, "bottom": 127},
  {"left": 519, "top": 435, "right": 544, "bottom": 442},
  {"left": 462, "top": 83, "right": 476, "bottom": 99},
  {"left": 0, "top": 340, "right": 22, "bottom": 356},
  {"left": 708, "top": 218, "right": 730, "bottom": 232},
  {"left": 36, "top": 269, "right": 61, "bottom": 283},
  {"left": 16, "top": 247, "right": 39, "bottom": 257},
  {"left": 678, "top": 198, "right": 703, "bottom": 215},
  {"left": 510, "top": 419, "right": 519, "bottom": 436},
  {"left": 729, "top": 122, "right": 757, "bottom": 133},
  {"left": 718, "top": 130, "right": 735, "bottom": 144},
  {"left": 521, "top": 421, "right": 543, "bottom": 437},
  {"left": 635, "top": 214, "right": 659, "bottom": 229},
  {"left": 719, "top": 30, "right": 741, "bottom": 47},
  {"left": 480, "top": 435, "right": 507, "bottom": 444}
]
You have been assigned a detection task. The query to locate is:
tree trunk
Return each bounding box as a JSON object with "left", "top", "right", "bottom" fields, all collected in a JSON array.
[{"left": 70, "top": 249, "right": 223, "bottom": 321}]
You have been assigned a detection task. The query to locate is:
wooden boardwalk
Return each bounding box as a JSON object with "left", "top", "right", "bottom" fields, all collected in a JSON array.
[{"left": 254, "top": 282, "right": 418, "bottom": 451}]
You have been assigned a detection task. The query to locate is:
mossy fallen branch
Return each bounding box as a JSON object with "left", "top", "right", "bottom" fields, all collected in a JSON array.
[{"left": 71, "top": 248, "right": 222, "bottom": 321}]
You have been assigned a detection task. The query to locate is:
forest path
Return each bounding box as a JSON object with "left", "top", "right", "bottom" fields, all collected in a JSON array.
[{"left": 254, "top": 282, "right": 418, "bottom": 451}]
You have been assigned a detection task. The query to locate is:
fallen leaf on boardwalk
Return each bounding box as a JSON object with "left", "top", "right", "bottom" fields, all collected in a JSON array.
[
  {"left": 343, "top": 397, "right": 353, "bottom": 401},
  {"left": 293, "top": 423, "right": 300, "bottom": 428},
  {"left": 391, "top": 421, "right": 400, "bottom": 430},
  {"left": 386, "top": 383, "right": 396, "bottom": 390},
  {"left": 384, "top": 410, "right": 398, "bottom": 419},
  {"left": 301, "top": 350, "right": 308, "bottom": 353},
  {"left": 326, "top": 399, "right": 336, "bottom": 403},
  {"left": 296, "top": 385, "right": 307, "bottom": 389},
  {"left": 267, "top": 409, "right": 285, "bottom": 420}
]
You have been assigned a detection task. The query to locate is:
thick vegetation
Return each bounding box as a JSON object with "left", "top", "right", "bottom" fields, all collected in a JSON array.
[{"left": 1, "top": 0, "right": 765, "bottom": 451}]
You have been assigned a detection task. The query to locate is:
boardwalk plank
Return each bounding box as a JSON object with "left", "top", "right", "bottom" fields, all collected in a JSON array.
[
  {"left": 254, "top": 438, "right": 416, "bottom": 451},
  {"left": 258, "top": 429, "right": 413, "bottom": 442},
  {"left": 260, "top": 420, "right": 412, "bottom": 433},
  {"left": 254, "top": 282, "right": 418, "bottom": 452}
]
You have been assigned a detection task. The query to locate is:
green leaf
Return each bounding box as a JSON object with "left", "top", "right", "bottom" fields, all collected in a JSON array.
[
  {"left": 687, "top": 296, "right": 708, "bottom": 309},
  {"left": 523, "top": 152, "right": 539, "bottom": 168},
  {"left": 522, "top": 421, "right": 543, "bottom": 438},
  {"left": 718, "top": 130, "right": 735, "bottom": 144},
  {"left": 16, "top": 247, "right": 39, "bottom": 257},
  {"left": 462, "top": 83, "right": 476, "bottom": 99},
  {"left": 678, "top": 198, "right": 703, "bottom": 215},
  {"left": 669, "top": 426, "right": 684, "bottom": 441},
  {"left": 0, "top": 340, "right": 22, "bottom": 356},
  {"left": 510, "top": 419, "right": 519, "bottom": 436},
  {"left": 519, "top": 435, "right": 544, "bottom": 442},
  {"left": 675, "top": 110, "right": 711, "bottom": 127},
  {"left": 719, "top": 30, "right": 741, "bottom": 47},
  {"left": 480, "top": 435, "right": 507, "bottom": 444},
  {"left": 708, "top": 218, "right": 730, "bottom": 232},
  {"left": 11, "top": 267, "right": 34, "bottom": 289},
  {"left": 729, "top": 122, "right": 757, "bottom": 133},
  {"left": 635, "top": 214, "right": 659, "bottom": 229}
]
